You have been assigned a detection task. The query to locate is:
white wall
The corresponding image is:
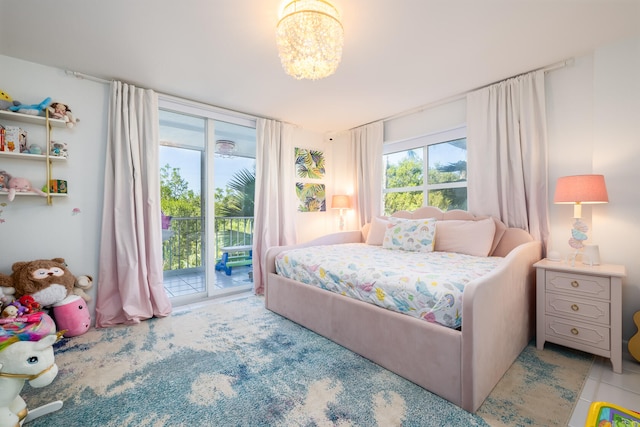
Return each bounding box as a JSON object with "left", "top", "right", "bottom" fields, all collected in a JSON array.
[
  {"left": 546, "top": 36, "right": 640, "bottom": 343},
  {"left": 292, "top": 126, "right": 336, "bottom": 242},
  {"left": 0, "top": 55, "right": 108, "bottom": 316},
  {"left": 380, "top": 36, "right": 640, "bottom": 342}
]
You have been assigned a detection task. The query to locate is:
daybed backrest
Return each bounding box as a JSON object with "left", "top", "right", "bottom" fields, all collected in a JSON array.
[{"left": 363, "top": 207, "right": 533, "bottom": 257}]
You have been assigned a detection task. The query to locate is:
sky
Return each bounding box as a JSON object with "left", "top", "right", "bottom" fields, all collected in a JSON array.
[{"left": 159, "top": 146, "right": 255, "bottom": 194}]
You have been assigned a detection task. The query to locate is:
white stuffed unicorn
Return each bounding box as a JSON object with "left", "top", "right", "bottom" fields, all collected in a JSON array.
[{"left": 0, "top": 313, "right": 62, "bottom": 426}]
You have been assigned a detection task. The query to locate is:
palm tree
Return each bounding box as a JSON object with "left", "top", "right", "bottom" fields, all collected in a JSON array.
[
  {"left": 218, "top": 168, "right": 255, "bottom": 217},
  {"left": 215, "top": 167, "right": 256, "bottom": 249}
]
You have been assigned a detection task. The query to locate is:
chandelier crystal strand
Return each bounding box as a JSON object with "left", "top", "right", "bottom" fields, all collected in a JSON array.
[{"left": 276, "top": 0, "right": 344, "bottom": 80}]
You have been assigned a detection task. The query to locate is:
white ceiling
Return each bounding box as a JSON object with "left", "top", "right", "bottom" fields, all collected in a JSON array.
[{"left": 1, "top": 1, "right": 639, "bottom": 133}]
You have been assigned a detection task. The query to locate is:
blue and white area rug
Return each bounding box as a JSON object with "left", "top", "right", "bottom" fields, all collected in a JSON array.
[{"left": 22, "top": 296, "right": 592, "bottom": 426}]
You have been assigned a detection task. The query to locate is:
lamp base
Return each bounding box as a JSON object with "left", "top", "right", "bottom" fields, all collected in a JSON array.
[{"left": 568, "top": 218, "right": 589, "bottom": 250}]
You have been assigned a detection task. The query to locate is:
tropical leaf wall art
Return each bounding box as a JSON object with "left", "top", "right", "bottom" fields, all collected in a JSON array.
[
  {"left": 295, "top": 148, "right": 325, "bottom": 179},
  {"left": 296, "top": 183, "right": 326, "bottom": 212}
]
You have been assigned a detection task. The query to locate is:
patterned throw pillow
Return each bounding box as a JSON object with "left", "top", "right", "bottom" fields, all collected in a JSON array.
[{"left": 382, "top": 217, "right": 437, "bottom": 252}]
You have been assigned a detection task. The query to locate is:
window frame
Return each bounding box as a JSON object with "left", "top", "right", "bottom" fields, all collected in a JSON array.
[{"left": 383, "top": 126, "right": 467, "bottom": 211}]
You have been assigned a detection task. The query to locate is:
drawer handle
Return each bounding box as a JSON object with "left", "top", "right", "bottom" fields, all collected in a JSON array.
[
  {"left": 571, "top": 280, "right": 579, "bottom": 288},
  {"left": 571, "top": 328, "right": 579, "bottom": 335},
  {"left": 571, "top": 304, "right": 579, "bottom": 312}
]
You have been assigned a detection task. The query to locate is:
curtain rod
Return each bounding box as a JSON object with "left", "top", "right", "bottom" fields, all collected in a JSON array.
[
  {"left": 65, "top": 69, "right": 265, "bottom": 123},
  {"left": 373, "top": 57, "right": 575, "bottom": 128},
  {"left": 65, "top": 70, "right": 112, "bottom": 84}
]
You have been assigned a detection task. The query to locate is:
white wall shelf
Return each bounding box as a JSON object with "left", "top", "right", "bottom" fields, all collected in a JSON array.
[
  {"left": 0, "top": 192, "right": 67, "bottom": 198},
  {"left": 0, "top": 108, "right": 69, "bottom": 204},
  {"left": 0, "top": 110, "right": 67, "bottom": 128},
  {"left": 0, "top": 151, "right": 66, "bottom": 162}
]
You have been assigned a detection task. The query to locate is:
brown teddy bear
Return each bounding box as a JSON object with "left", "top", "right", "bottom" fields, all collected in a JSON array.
[{"left": 7, "top": 258, "right": 77, "bottom": 307}]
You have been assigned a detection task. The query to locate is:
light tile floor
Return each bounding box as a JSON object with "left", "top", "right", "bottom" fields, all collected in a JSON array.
[
  {"left": 569, "top": 351, "right": 640, "bottom": 426},
  {"left": 163, "top": 265, "right": 253, "bottom": 300}
]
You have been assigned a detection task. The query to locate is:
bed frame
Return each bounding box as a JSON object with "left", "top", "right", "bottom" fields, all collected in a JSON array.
[{"left": 264, "top": 207, "right": 542, "bottom": 412}]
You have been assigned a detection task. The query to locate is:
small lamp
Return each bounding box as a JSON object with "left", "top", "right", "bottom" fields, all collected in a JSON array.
[
  {"left": 553, "top": 174, "right": 608, "bottom": 263},
  {"left": 331, "top": 195, "right": 351, "bottom": 231}
]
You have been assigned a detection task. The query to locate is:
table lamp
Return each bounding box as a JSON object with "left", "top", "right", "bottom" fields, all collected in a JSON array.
[
  {"left": 331, "top": 195, "right": 351, "bottom": 230},
  {"left": 553, "top": 174, "right": 608, "bottom": 263}
]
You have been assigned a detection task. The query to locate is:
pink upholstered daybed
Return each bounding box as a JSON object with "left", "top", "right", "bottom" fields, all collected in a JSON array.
[{"left": 264, "top": 207, "right": 542, "bottom": 412}]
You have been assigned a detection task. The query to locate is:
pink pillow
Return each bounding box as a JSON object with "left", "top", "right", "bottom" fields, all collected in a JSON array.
[
  {"left": 365, "top": 217, "right": 389, "bottom": 245},
  {"left": 434, "top": 218, "right": 496, "bottom": 257}
]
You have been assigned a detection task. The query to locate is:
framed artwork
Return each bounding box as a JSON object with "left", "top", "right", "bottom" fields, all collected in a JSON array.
[
  {"left": 296, "top": 183, "right": 326, "bottom": 212},
  {"left": 295, "top": 148, "right": 325, "bottom": 179}
]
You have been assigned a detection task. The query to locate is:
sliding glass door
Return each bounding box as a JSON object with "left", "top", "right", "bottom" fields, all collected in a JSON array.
[{"left": 158, "top": 101, "right": 256, "bottom": 305}]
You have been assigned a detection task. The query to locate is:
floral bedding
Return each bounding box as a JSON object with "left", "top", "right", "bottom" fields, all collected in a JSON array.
[{"left": 275, "top": 243, "right": 503, "bottom": 329}]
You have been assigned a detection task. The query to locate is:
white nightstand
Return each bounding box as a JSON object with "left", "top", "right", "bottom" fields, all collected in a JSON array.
[{"left": 534, "top": 258, "right": 626, "bottom": 373}]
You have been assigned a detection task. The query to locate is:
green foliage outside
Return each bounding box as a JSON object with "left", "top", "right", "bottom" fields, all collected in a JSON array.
[
  {"left": 384, "top": 155, "right": 467, "bottom": 215},
  {"left": 160, "top": 164, "right": 255, "bottom": 271}
]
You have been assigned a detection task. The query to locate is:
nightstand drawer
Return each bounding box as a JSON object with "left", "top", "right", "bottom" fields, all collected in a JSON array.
[
  {"left": 545, "top": 271, "right": 610, "bottom": 299},
  {"left": 545, "top": 316, "right": 610, "bottom": 351},
  {"left": 545, "top": 294, "right": 610, "bottom": 325}
]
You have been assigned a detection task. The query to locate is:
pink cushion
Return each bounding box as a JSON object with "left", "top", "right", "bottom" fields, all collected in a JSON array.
[
  {"left": 434, "top": 218, "right": 496, "bottom": 257},
  {"left": 365, "top": 217, "right": 389, "bottom": 245}
]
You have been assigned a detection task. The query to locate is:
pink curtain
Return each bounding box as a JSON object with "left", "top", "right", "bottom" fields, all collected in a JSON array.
[
  {"left": 253, "top": 119, "right": 297, "bottom": 295},
  {"left": 95, "top": 81, "right": 172, "bottom": 327}
]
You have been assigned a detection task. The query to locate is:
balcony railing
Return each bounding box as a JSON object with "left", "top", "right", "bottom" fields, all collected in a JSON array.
[{"left": 162, "top": 216, "right": 254, "bottom": 273}]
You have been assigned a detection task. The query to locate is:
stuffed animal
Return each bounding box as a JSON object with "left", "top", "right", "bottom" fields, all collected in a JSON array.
[
  {"left": 8, "top": 258, "right": 77, "bottom": 307},
  {"left": 0, "top": 296, "right": 41, "bottom": 319},
  {"left": 50, "top": 141, "right": 68, "bottom": 158},
  {"left": 6, "top": 176, "right": 47, "bottom": 201},
  {"left": 27, "top": 144, "right": 42, "bottom": 155},
  {"left": 0, "top": 313, "right": 60, "bottom": 427},
  {"left": 1, "top": 304, "right": 19, "bottom": 319},
  {"left": 47, "top": 102, "right": 79, "bottom": 128},
  {"left": 52, "top": 295, "right": 91, "bottom": 337},
  {"left": 0, "top": 170, "right": 12, "bottom": 192},
  {"left": 0, "top": 89, "right": 20, "bottom": 110},
  {"left": 73, "top": 275, "right": 93, "bottom": 302},
  {"left": 0, "top": 283, "right": 15, "bottom": 307},
  {"left": 17, "top": 295, "right": 41, "bottom": 314},
  {"left": 8, "top": 97, "right": 51, "bottom": 116}
]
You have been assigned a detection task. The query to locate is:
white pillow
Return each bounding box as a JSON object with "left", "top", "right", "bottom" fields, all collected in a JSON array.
[
  {"left": 434, "top": 218, "right": 496, "bottom": 257},
  {"left": 382, "top": 217, "right": 437, "bottom": 252},
  {"left": 366, "top": 217, "right": 389, "bottom": 245}
]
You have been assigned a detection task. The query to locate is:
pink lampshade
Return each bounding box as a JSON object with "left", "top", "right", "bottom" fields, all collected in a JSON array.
[
  {"left": 331, "top": 195, "right": 351, "bottom": 209},
  {"left": 553, "top": 175, "right": 609, "bottom": 204}
]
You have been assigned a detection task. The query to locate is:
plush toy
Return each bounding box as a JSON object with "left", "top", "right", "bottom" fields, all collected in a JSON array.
[
  {"left": 27, "top": 144, "right": 42, "bottom": 155},
  {"left": 0, "top": 313, "right": 60, "bottom": 427},
  {"left": 52, "top": 295, "right": 91, "bottom": 337},
  {"left": 73, "top": 275, "right": 93, "bottom": 302},
  {"left": 8, "top": 97, "right": 51, "bottom": 116},
  {"left": 0, "top": 170, "right": 12, "bottom": 192},
  {"left": 0, "top": 89, "right": 20, "bottom": 111},
  {"left": 50, "top": 141, "right": 68, "bottom": 158},
  {"left": 6, "top": 176, "right": 47, "bottom": 201},
  {"left": 0, "top": 283, "right": 15, "bottom": 307},
  {"left": 17, "top": 295, "right": 41, "bottom": 314},
  {"left": 5, "top": 300, "right": 28, "bottom": 317},
  {"left": 1, "top": 304, "right": 19, "bottom": 319},
  {"left": 47, "top": 102, "right": 79, "bottom": 128},
  {"left": 8, "top": 258, "right": 77, "bottom": 307}
]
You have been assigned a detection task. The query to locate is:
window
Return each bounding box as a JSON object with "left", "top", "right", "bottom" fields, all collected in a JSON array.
[{"left": 383, "top": 127, "right": 467, "bottom": 215}]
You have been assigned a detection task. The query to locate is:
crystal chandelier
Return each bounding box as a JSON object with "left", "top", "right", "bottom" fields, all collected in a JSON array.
[{"left": 276, "top": 0, "right": 344, "bottom": 80}]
